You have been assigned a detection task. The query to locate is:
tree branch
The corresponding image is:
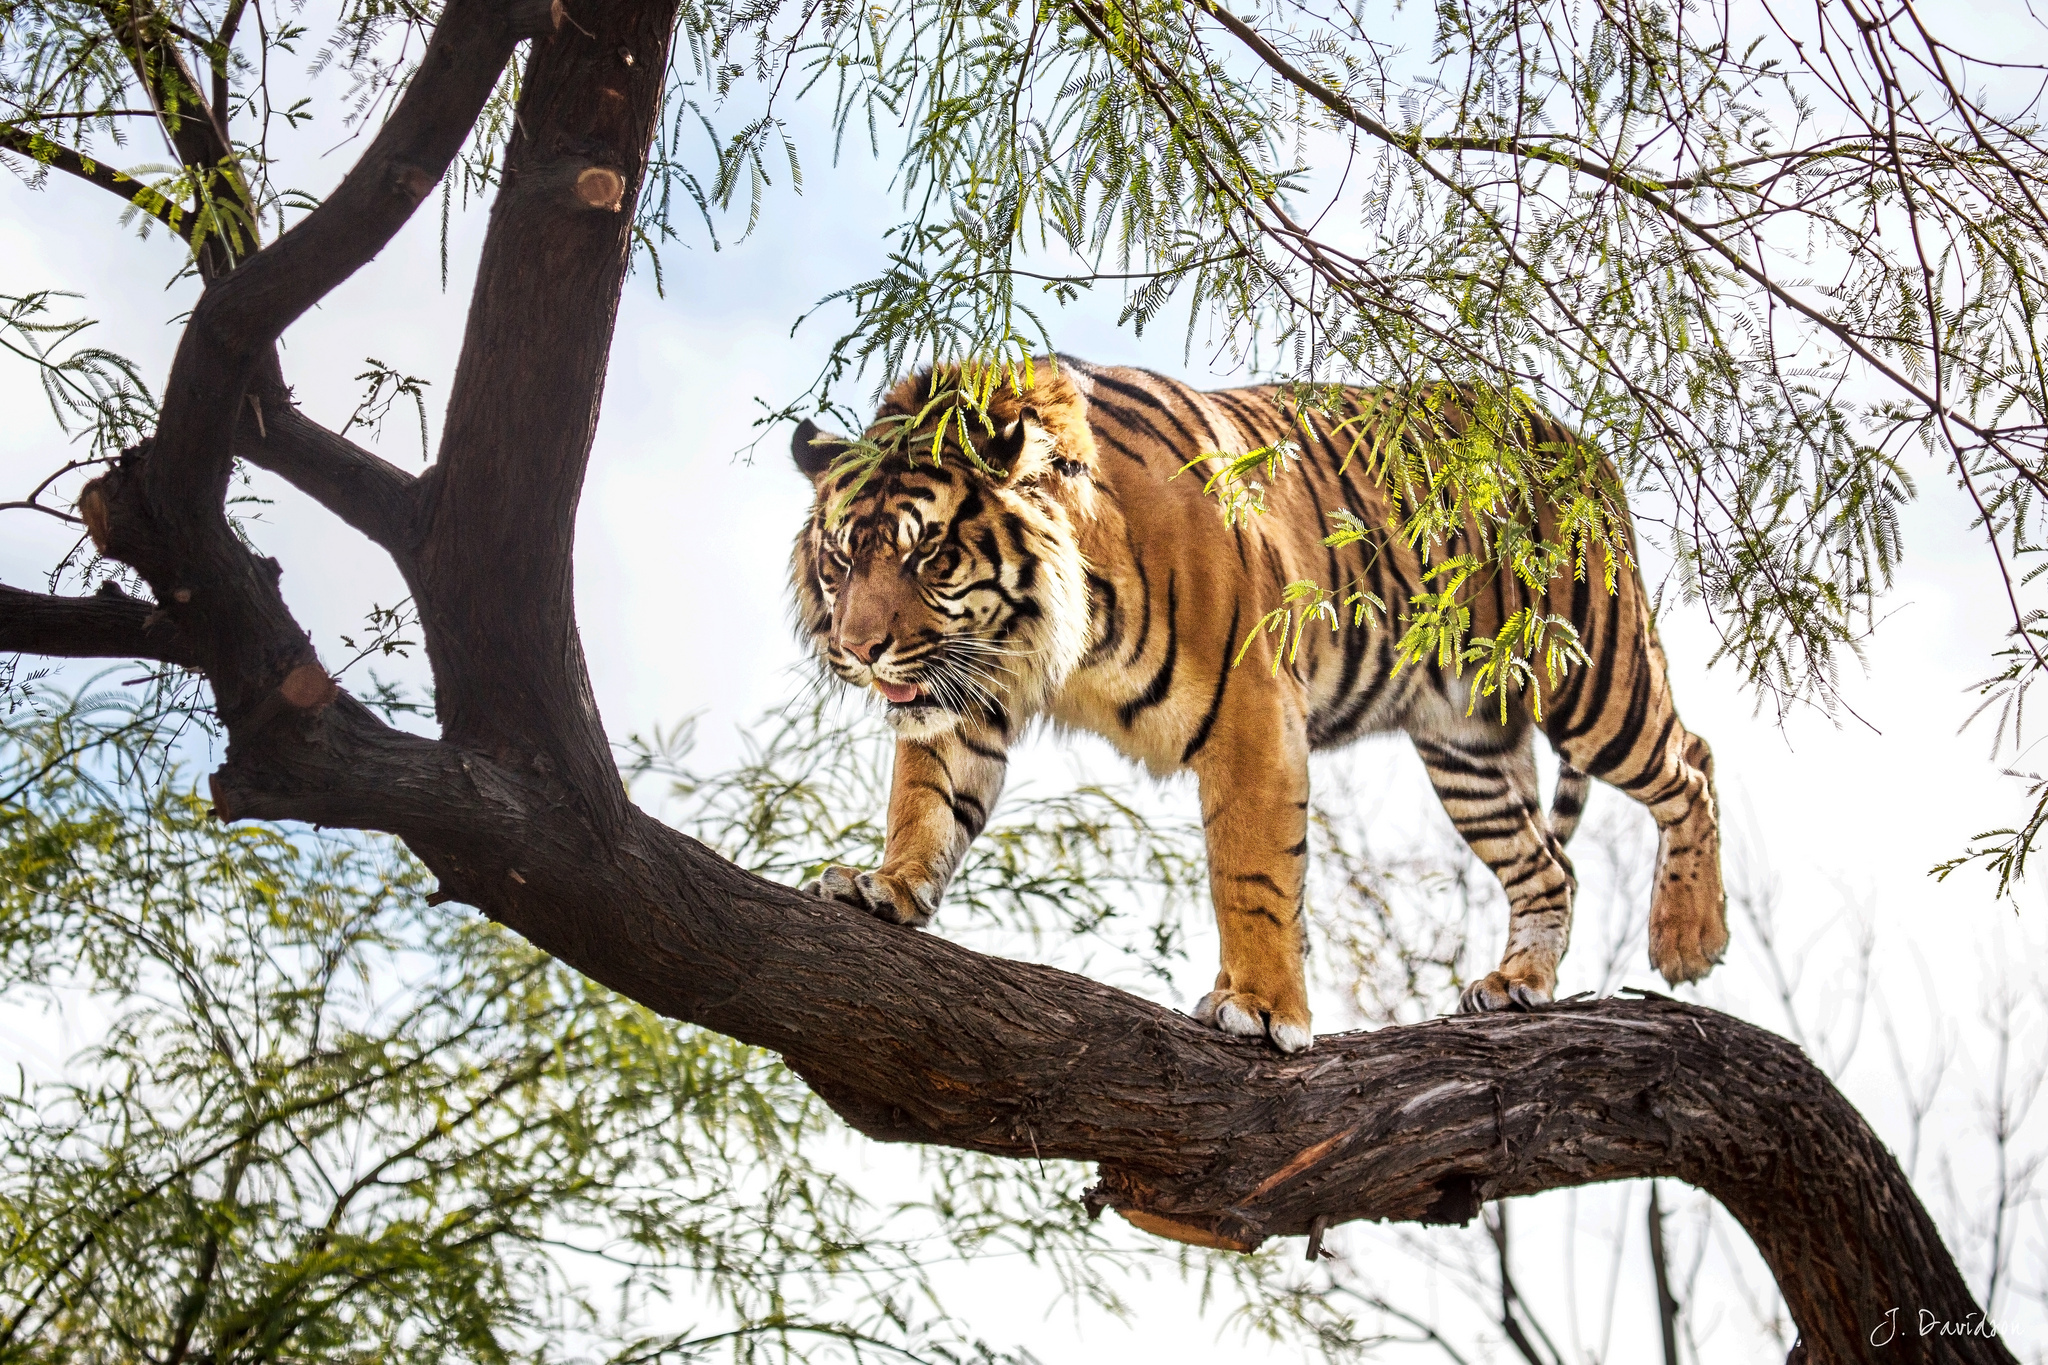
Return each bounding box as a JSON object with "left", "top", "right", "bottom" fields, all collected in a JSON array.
[
  {"left": 0, "top": 123, "right": 196, "bottom": 239},
  {"left": 78, "top": 0, "right": 523, "bottom": 723},
  {"left": 1194, "top": 0, "right": 2035, "bottom": 480},
  {"left": 93, "top": 0, "right": 248, "bottom": 278},
  {"left": 194, "top": 697, "right": 2009, "bottom": 1365},
  {"left": 152, "top": 0, "right": 522, "bottom": 500},
  {"left": 0, "top": 582, "right": 199, "bottom": 667},
  {"left": 412, "top": 0, "right": 679, "bottom": 825},
  {"left": 234, "top": 358, "right": 420, "bottom": 566}
]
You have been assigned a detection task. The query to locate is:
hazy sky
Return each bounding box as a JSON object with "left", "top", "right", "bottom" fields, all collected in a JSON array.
[{"left": 2, "top": 13, "right": 2043, "bottom": 1357}]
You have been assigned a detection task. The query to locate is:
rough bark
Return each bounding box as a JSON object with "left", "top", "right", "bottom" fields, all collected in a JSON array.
[
  {"left": 0, "top": 1, "right": 2013, "bottom": 1361},
  {"left": 0, "top": 582, "right": 198, "bottom": 667}
]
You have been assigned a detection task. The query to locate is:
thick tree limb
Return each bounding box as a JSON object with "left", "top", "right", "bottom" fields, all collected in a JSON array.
[
  {"left": 0, "top": 583, "right": 198, "bottom": 667},
  {"left": 197, "top": 699, "right": 2008, "bottom": 1365},
  {"left": 413, "top": 0, "right": 680, "bottom": 827}
]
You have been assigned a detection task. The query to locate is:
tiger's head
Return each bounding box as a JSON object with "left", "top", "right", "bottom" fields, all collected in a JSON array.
[{"left": 790, "top": 365, "right": 1101, "bottom": 740}]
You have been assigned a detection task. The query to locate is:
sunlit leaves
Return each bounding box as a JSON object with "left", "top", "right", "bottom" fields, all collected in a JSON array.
[
  {"left": 1454, "top": 608, "right": 1588, "bottom": 724},
  {"left": 1235, "top": 577, "right": 1387, "bottom": 676},
  {"left": 1175, "top": 440, "right": 1300, "bottom": 527}
]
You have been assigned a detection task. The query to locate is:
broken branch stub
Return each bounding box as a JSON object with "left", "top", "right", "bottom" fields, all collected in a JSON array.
[{"left": 507, "top": 0, "right": 567, "bottom": 38}]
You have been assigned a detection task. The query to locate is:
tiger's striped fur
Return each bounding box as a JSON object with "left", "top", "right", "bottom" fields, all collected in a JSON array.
[{"left": 789, "top": 358, "right": 1727, "bottom": 1052}]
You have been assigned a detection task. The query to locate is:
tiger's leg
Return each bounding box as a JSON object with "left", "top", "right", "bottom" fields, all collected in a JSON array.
[
  {"left": 1547, "top": 627, "right": 1727, "bottom": 986},
  {"left": 803, "top": 723, "right": 1008, "bottom": 926},
  {"left": 1413, "top": 721, "right": 1579, "bottom": 1013},
  {"left": 1559, "top": 720, "right": 1726, "bottom": 986},
  {"left": 1188, "top": 688, "right": 1315, "bottom": 1054}
]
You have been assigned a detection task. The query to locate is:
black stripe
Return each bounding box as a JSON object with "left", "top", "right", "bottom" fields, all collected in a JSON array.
[
  {"left": 1122, "top": 373, "right": 1211, "bottom": 451},
  {"left": 1181, "top": 600, "right": 1242, "bottom": 763},
  {"left": 1544, "top": 569, "right": 1597, "bottom": 725},
  {"left": 1125, "top": 545, "right": 1154, "bottom": 666},
  {"left": 1585, "top": 651, "right": 1655, "bottom": 775},
  {"left": 1610, "top": 711, "right": 1680, "bottom": 792},
  {"left": 1089, "top": 372, "right": 1205, "bottom": 455},
  {"left": 958, "top": 734, "right": 1009, "bottom": 763},
  {"left": 1086, "top": 414, "right": 1157, "bottom": 466},
  {"left": 1414, "top": 741, "right": 1505, "bottom": 782},
  {"left": 1558, "top": 594, "right": 1625, "bottom": 743},
  {"left": 1496, "top": 862, "right": 1561, "bottom": 893},
  {"left": 1453, "top": 817, "right": 1537, "bottom": 843},
  {"left": 1206, "top": 389, "right": 1265, "bottom": 442},
  {"left": 1083, "top": 571, "right": 1122, "bottom": 663},
  {"left": 1119, "top": 573, "right": 1180, "bottom": 727},
  {"left": 950, "top": 792, "right": 989, "bottom": 837}
]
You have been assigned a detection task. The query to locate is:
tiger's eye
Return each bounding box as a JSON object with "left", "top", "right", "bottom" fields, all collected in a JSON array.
[{"left": 923, "top": 547, "right": 960, "bottom": 578}]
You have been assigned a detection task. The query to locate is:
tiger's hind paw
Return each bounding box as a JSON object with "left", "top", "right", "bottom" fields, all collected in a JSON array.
[
  {"left": 1648, "top": 838, "right": 1728, "bottom": 986},
  {"left": 1458, "top": 971, "right": 1554, "bottom": 1014},
  {"left": 801, "top": 865, "right": 938, "bottom": 928},
  {"left": 1648, "top": 908, "right": 1727, "bottom": 986},
  {"left": 1193, "top": 990, "right": 1314, "bottom": 1054},
  {"left": 1647, "top": 779, "right": 1728, "bottom": 986}
]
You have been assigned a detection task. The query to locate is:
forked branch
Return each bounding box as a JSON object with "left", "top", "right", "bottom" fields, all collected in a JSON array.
[{"left": 75, "top": 0, "right": 523, "bottom": 727}]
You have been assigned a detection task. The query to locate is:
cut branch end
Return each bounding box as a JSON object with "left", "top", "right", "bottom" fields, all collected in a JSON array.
[
  {"left": 77, "top": 484, "right": 112, "bottom": 553},
  {"left": 278, "top": 662, "right": 338, "bottom": 711},
  {"left": 1116, "top": 1208, "right": 1258, "bottom": 1252},
  {"left": 574, "top": 166, "right": 625, "bottom": 212},
  {"left": 206, "top": 770, "right": 233, "bottom": 822}
]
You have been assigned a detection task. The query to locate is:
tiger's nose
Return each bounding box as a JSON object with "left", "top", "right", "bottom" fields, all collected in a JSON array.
[{"left": 845, "top": 634, "right": 890, "bottom": 664}]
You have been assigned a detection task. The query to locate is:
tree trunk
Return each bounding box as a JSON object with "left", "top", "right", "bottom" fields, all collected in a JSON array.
[{"left": 0, "top": 1, "right": 2011, "bottom": 1360}]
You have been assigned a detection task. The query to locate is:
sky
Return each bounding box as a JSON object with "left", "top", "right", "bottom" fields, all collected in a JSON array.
[{"left": 2, "top": 5, "right": 2045, "bottom": 1360}]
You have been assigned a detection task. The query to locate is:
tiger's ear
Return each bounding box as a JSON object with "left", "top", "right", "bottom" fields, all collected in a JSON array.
[
  {"left": 791, "top": 418, "right": 852, "bottom": 480},
  {"left": 982, "top": 406, "right": 1063, "bottom": 483}
]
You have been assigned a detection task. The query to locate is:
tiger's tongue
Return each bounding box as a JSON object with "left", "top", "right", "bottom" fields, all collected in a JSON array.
[{"left": 875, "top": 679, "right": 921, "bottom": 705}]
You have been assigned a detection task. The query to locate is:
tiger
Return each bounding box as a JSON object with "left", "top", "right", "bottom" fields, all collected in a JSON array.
[{"left": 787, "top": 358, "right": 1727, "bottom": 1053}]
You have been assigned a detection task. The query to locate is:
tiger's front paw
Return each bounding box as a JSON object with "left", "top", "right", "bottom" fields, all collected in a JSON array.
[
  {"left": 801, "top": 865, "right": 939, "bottom": 927},
  {"left": 1193, "top": 988, "right": 1314, "bottom": 1055},
  {"left": 1457, "top": 969, "right": 1554, "bottom": 1014}
]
